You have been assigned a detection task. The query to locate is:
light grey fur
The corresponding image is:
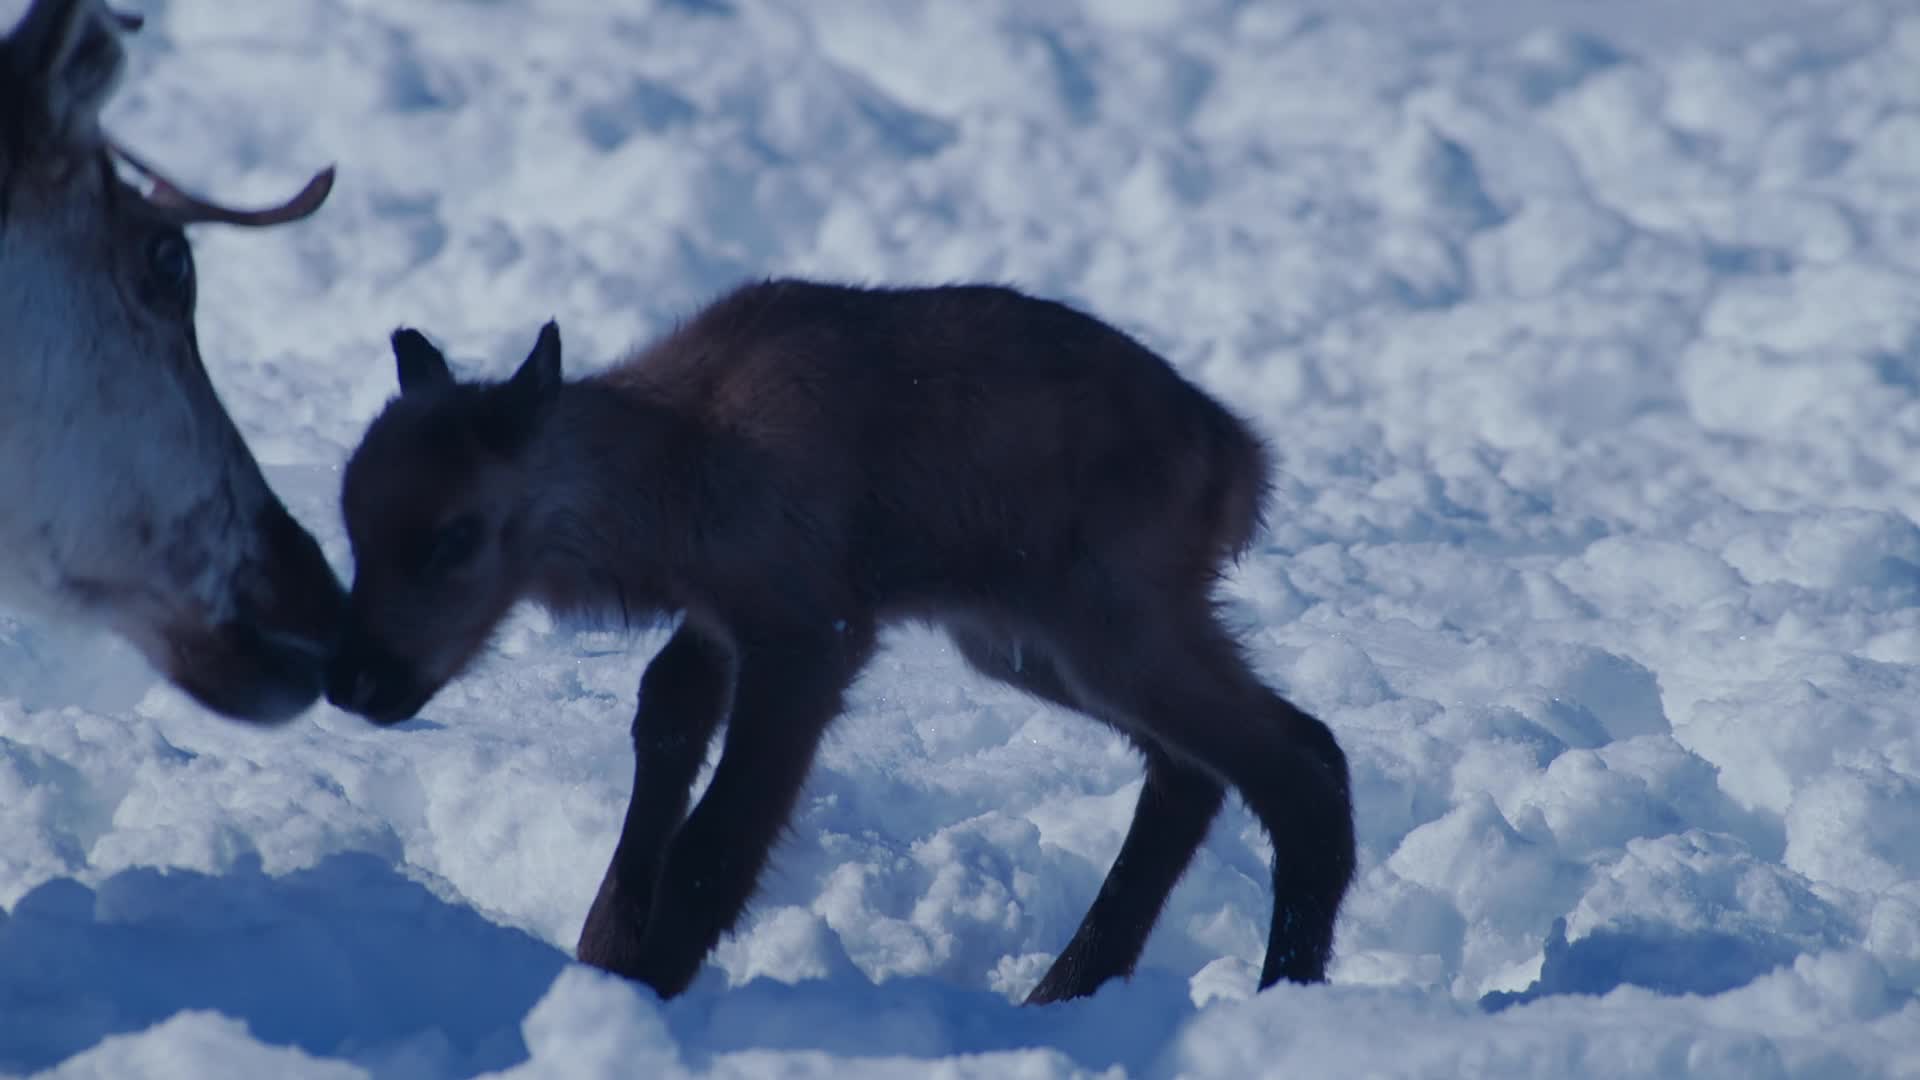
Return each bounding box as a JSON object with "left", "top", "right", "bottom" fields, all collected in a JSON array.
[{"left": 0, "top": 0, "right": 334, "bottom": 711}]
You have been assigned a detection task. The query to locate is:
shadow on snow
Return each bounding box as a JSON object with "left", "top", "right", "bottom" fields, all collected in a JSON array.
[
  {"left": 1480, "top": 916, "right": 1804, "bottom": 1012},
  {"left": 0, "top": 852, "right": 567, "bottom": 1077}
]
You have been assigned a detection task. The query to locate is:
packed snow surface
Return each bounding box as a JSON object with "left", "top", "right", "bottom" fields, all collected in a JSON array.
[{"left": 4, "top": 0, "right": 1920, "bottom": 1076}]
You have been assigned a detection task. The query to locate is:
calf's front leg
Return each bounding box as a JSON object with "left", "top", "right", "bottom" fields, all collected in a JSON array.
[
  {"left": 619, "top": 622, "right": 874, "bottom": 998},
  {"left": 577, "top": 624, "right": 734, "bottom": 974}
]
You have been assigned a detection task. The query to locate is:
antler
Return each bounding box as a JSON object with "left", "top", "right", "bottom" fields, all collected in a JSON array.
[{"left": 107, "top": 141, "right": 334, "bottom": 228}]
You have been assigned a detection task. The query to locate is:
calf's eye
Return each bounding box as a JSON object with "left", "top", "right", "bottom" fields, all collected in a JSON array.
[{"left": 422, "top": 515, "right": 484, "bottom": 576}]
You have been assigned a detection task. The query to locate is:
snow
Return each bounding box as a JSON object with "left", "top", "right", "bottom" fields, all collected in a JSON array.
[{"left": 5, "top": 0, "right": 1920, "bottom": 1076}]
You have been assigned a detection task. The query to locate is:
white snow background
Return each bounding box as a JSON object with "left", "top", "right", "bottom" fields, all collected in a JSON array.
[{"left": 4, "top": 0, "right": 1920, "bottom": 1076}]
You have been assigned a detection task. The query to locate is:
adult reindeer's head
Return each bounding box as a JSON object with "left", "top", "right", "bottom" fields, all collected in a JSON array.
[{"left": 0, "top": 0, "right": 344, "bottom": 723}]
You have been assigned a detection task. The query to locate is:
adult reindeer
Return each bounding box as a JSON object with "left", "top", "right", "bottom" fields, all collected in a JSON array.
[{"left": 1, "top": 0, "right": 343, "bottom": 721}]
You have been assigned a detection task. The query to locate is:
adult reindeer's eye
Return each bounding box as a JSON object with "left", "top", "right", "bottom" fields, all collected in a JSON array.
[
  {"left": 144, "top": 229, "right": 194, "bottom": 300},
  {"left": 421, "top": 515, "right": 484, "bottom": 576}
]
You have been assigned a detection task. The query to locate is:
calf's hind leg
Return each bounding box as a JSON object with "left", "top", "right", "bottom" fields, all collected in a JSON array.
[
  {"left": 578, "top": 624, "right": 733, "bottom": 975},
  {"left": 951, "top": 628, "right": 1226, "bottom": 1005},
  {"left": 1025, "top": 744, "right": 1223, "bottom": 1004},
  {"left": 1049, "top": 613, "right": 1355, "bottom": 990}
]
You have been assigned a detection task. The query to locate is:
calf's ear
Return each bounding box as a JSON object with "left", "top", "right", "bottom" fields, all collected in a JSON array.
[
  {"left": 479, "top": 320, "right": 563, "bottom": 454},
  {"left": 392, "top": 327, "right": 454, "bottom": 395},
  {"left": 506, "top": 320, "right": 563, "bottom": 404}
]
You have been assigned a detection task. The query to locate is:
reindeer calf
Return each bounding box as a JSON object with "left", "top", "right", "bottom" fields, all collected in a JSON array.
[{"left": 326, "top": 279, "right": 1355, "bottom": 1003}]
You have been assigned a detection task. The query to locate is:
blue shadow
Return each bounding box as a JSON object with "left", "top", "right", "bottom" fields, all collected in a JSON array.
[
  {"left": 1481, "top": 917, "right": 1799, "bottom": 1012},
  {"left": 0, "top": 852, "right": 568, "bottom": 1077}
]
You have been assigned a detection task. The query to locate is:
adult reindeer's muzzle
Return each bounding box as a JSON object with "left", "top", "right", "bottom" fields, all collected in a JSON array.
[{"left": 166, "top": 500, "right": 346, "bottom": 724}]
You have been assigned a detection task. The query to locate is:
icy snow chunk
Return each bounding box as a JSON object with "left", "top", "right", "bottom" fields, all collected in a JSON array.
[
  {"left": 1568, "top": 831, "right": 1845, "bottom": 964},
  {"left": 1484, "top": 914, "right": 1796, "bottom": 1007},
  {"left": 1495, "top": 695, "right": 1607, "bottom": 754},
  {"left": 1683, "top": 667, "right": 1915, "bottom": 818},
  {"left": 1433, "top": 650, "right": 1655, "bottom": 753},
  {"left": 1784, "top": 764, "right": 1920, "bottom": 895},
  {"left": 1753, "top": 115, "right": 1855, "bottom": 186},
  {"left": 575, "top": 77, "right": 696, "bottom": 151},
  {"left": 1679, "top": 340, "right": 1866, "bottom": 436},
  {"left": 1499, "top": 736, "right": 1760, "bottom": 862},
  {"left": 1290, "top": 638, "right": 1394, "bottom": 708},
  {"left": 811, "top": 812, "right": 1051, "bottom": 987},
  {"left": 1528, "top": 642, "right": 1669, "bottom": 741},
  {"left": 505, "top": 967, "right": 681, "bottom": 1080},
  {"left": 1110, "top": 147, "right": 1211, "bottom": 234},
  {"left": 1662, "top": 49, "right": 1778, "bottom": 155},
  {"left": 1847, "top": 111, "right": 1920, "bottom": 181},
  {"left": 1378, "top": 224, "right": 1470, "bottom": 308},
  {"left": 41, "top": 1011, "right": 368, "bottom": 1080},
  {"left": 1544, "top": 62, "right": 1723, "bottom": 194},
  {"left": 0, "top": 736, "right": 100, "bottom": 907},
  {"left": 86, "top": 756, "right": 401, "bottom": 885},
  {"left": 910, "top": 817, "right": 1038, "bottom": 934},
  {"left": 1077, "top": 0, "right": 1233, "bottom": 33},
  {"left": 1631, "top": 192, "right": 1856, "bottom": 266},
  {"left": 714, "top": 905, "right": 862, "bottom": 989},
  {"left": 1865, "top": 883, "right": 1920, "bottom": 991},
  {"left": 1704, "top": 949, "right": 1909, "bottom": 1038},
  {"left": 1187, "top": 955, "right": 1257, "bottom": 1006},
  {"left": 1387, "top": 795, "right": 1583, "bottom": 957},
  {"left": 1508, "top": 747, "right": 1679, "bottom": 857},
  {"left": 1229, "top": 563, "right": 1312, "bottom": 624},
  {"left": 1556, "top": 537, "right": 1746, "bottom": 615},
  {"left": 1377, "top": 122, "right": 1501, "bottom": 233},
  {"left": 1507, "top": 29, "right": 1625, "bottom": 104},
  {"left": 1703, "top": 263, "right": 1920, "bottom": 356},
  {"left": 1334, "top": 866, "right": 1469, "bottom": 983},
  {"left": 1721, "top": 508, "right": 1920, "bottom": 595},
  {"left": 807, "top": 3, "right": 1069, "bottom": 122},
  {"left": 1447, "top": 736, "right": 1553, "bottom": 821},
  {"left": 1467, "top": 197, "right": 1630, "bottom": 298},
  {"left": 0, "top": 617, "right": 151, "bottom": 717}
]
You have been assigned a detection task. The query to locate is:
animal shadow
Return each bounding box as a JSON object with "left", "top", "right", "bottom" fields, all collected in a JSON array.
[
  {"left": 1480, "top": 917, "right": 1804, "bottom": 1012},
  {"left": 0, "top": 852, "right": 567, "bottom": 1076}
]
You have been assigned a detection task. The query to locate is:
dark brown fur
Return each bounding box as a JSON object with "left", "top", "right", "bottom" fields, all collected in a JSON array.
[{"left": 328, "top": 279, "right": 1355, "bottom": 1003}]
